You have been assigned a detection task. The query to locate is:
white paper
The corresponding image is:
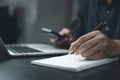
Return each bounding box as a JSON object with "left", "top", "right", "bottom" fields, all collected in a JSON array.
[{"left": 31, "top": 54, "right": 119, "bottom": 72}]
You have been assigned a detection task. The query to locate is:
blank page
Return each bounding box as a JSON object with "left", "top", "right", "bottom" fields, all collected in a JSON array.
[{"left": 31, "top": 54, "right": 119, "bottom": 72}]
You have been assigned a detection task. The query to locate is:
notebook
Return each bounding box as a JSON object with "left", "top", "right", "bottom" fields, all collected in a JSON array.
[
  {"left": 31, "top": 54, "right": 119, "bottom": 72},
  {"left": 0, "top": 39, "right": 68, "bottom": 57}
]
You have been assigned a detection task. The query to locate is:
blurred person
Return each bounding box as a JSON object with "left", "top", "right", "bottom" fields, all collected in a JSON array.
[{"left": 51, "top": 0, "right": 120, "bottom": 60}]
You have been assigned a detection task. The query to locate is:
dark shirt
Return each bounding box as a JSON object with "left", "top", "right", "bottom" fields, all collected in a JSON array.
[{"left": 72, "top": 0, "right": 120, "bottom": 40}]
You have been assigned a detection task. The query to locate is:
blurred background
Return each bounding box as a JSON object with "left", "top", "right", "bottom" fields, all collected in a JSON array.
[{"left": 0, "top": 0, "right": 78, "bottom": 44}]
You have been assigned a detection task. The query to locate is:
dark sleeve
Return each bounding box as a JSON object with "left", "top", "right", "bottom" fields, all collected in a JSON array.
[{"left": 71, "top": 0, "right": 89, "bottom": 39}]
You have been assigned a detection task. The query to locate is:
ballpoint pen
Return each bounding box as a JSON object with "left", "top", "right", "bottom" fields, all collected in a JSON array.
[{"left": 68, "top": 21, "right": 106, "bottom": 54}]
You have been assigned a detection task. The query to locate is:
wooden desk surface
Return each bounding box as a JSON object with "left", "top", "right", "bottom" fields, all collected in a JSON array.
[{"left": 0, "top": 56, "right": 120, "bottom": 80}]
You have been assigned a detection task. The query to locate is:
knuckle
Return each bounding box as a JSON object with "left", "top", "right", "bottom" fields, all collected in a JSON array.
[
  {"left": 71, "top": 42, "right": 75, "bottom": 45},
  {"left": 102, "top": 40, "right": 108, "bottom": 47},
  {"left": 95, "top": 30, "right": 101, "bottom": 34},
  {"left": 70, "top": 42, "right": 78, "bottom": 48},
  {"left": 97, "top": 35, "right": 105, "bottom": 41},
  {"left": 78, "top": 36, "right": 84, "bottom": 42},
  {"left": 80, "top": 43, "right": 87, "bottom": 48},
  {"left": 97, "top": 36, "right": 108, "bottom": 47}
]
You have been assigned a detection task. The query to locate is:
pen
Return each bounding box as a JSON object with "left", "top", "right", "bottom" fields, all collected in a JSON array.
[
  {"left": 68, "top": 21, "right": 106, "bottom": 54},
  {"left": 92, "top": 22, "right": 106, "bottom": 31}
]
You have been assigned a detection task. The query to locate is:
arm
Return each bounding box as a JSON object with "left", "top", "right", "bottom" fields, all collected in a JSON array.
[
  {"left": 50, "top": 0, "right": 89, "bottom": 48},
  {"left": 71, "top": 0, "right": 88, "bottom": 39}
]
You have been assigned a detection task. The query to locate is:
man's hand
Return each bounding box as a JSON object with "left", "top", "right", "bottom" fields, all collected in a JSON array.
[
  {"left": 50, "top": 28, "right": 75, "bottom": 48},
  {"left": 69, "top": 31, "right": 119, "bottom": 60}
]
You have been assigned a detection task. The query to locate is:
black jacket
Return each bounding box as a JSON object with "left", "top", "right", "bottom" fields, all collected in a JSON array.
[{"left": 72, "top": 0, "right": 120, "bottom": 39}]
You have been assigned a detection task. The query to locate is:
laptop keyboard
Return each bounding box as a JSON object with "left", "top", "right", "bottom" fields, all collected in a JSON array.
[{"left": 6, "top": 46, "right": 41, "bottom": 53}]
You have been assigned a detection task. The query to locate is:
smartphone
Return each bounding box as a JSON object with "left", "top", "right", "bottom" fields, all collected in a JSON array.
[{"left": 41, "top": 27, "right": 66, "bottom": 39}]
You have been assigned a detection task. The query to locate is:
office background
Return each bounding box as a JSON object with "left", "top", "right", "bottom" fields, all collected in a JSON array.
[{"left": 0, "top": 0, "right": 78, "bottom": 43}]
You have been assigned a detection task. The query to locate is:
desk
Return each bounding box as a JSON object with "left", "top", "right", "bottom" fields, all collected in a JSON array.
[{"left": 0, "top": 56, "right": 120, "bottom": 80}]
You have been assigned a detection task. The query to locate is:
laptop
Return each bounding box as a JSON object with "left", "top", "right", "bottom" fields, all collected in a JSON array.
[{"left": 0, "top": 39, "right": 68, "bottom": 57}]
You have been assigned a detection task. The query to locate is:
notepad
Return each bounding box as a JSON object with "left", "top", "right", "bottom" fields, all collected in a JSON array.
[{"left": 31, "top": 54, "right": 119, "bottom": 72}]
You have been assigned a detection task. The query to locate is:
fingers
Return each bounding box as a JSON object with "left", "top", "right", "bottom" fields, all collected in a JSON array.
[
  {"left": 50, "top": 38, "right": 58, "bottom": 43},
  {"left": 50, "top": 28, "right": 69, "bottom": 45},
  {"left": 50, "top": 28, "right": 75, "bottom": 47},
  {"left": 69, "top": 31, "right": 97, "bottom": 52},
  {"left": 50, "top": 37, "right": 68, "bottom": 45},
  {"left": 75, "top": 37, "right": 99, "bottom": 56},
  {"left": 50, "top": 28, "right": 70, "bottom": 44},
  {"left": 86, "top": 50, "right": 107, "bottom": 60},
  {"left": 59, "top": 28, "right": 71, "bottom": 35}
]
